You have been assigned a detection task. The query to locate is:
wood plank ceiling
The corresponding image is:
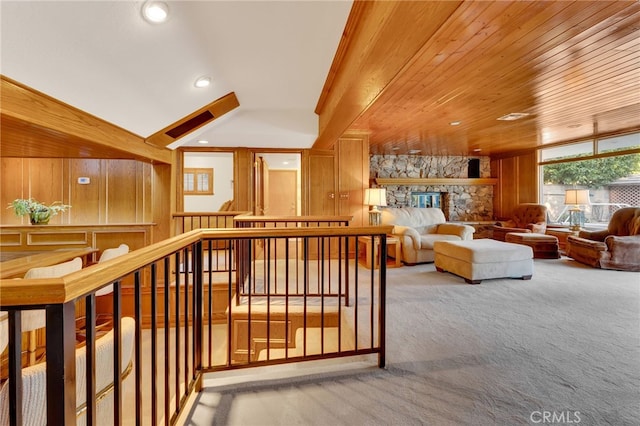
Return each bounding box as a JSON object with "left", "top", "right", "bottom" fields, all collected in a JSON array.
[{"left": 314, "top": 0, "right": 640, "bottom": 157}]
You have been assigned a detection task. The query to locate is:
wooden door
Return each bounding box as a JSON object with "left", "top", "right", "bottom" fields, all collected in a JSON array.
[
  {"left": 307, "top": 150, "right": 336, "bottom": 215},
  {"left": 268, "top": 170, "right": 297, "bottom": 216}
]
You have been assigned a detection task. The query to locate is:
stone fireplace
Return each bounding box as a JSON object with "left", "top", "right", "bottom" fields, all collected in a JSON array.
[{"left": 370, "top": 155, "right": 494, "bottom": 222}]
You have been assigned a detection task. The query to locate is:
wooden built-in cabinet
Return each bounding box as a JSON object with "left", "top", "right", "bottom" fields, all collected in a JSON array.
[
  {"left": 491, "top": 151, "right": 538, "bottom": 219},
  {"left": 306, "top": 133, "right": 368, "bottom": 225},
  {"left": 305, "top": 134, "right": 369, "bottom": 257}
]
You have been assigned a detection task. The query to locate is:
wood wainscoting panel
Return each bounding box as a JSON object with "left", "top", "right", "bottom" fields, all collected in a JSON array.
[
  {"left": 92, "top": 228, "right": 150, "bottom": 255},
  {"left": 27, "top": 230, "right": 88, "bottom": 246},
  {"left": 69, "top": 158, "right": 102, "bottom": 224},
  {"left": 0, "top": 231, "right": 21, "bottom": 247},
  {"left": 106, "top": 160, "right": 139, "bottom": 223}
]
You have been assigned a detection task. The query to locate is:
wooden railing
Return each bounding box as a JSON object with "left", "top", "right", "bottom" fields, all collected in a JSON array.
[
  {"left": 172, "top": 211, "right": 250, "bottom": 234},
  {"left": 0, "top": 225, "right": 390, "bottom": 425}
]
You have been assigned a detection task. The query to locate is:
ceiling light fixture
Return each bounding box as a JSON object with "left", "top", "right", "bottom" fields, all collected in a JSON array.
[
  {"left": 497, "top": 112, "right": 530, "bottom": 121},
  {"left": 407, "top": 149, "right": 422, "bottom": 155},
  {"left": 450, "top": 121, "right": 461, "bottom": 126},
  {"left": 142, "top": 1, "right": 169, "bottom": 23},
  {"left": 194, "top": 76, "right": 211, "bottom": 88},
  {"left": 197, "top": 139, "right": 209, "bottom": 144}
]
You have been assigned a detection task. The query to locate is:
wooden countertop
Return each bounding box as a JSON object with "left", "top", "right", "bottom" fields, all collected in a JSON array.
[{"left": 0, "top": 247, "right": 98, "bottom": 279}]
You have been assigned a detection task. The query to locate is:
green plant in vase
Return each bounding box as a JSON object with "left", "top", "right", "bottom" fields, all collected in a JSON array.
[{"left": 8, "top": 198, "right": 71, "bottom": 225}]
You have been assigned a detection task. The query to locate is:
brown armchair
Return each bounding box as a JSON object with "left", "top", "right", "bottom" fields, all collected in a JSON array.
[
  {"left": 565, "top": 207, "right": 640, "bottom": 271},
  {"left": 492, "top": 203, "right": 548, "bottom": 241}
]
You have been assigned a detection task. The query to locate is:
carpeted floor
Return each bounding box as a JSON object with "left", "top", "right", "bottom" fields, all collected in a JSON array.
[{"left": 183, "top": 256, "right": 640, "bottom": 426}]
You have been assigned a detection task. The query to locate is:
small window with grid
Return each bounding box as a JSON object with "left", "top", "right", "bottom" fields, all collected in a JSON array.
[{"left": 184, "top": 168, "right": 214, "bottom": 195}]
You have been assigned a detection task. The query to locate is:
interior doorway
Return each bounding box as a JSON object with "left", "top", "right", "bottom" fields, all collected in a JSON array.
[{"left": 254, "top": 153, "right": 301, "bottom": 216}]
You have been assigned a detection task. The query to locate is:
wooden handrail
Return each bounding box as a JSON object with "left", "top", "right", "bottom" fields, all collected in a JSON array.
[
  {"left": 0, "top": 226, "right": 392, "bottom": 307},
  {"left": 233, "top": 214, "right": 353, "bottom": 223},
  {"left": 172, "top": 211, "right": 251, "bottom": 218},
  {"left": 0, "top": 247, "right": 98, "bottom": 279}
]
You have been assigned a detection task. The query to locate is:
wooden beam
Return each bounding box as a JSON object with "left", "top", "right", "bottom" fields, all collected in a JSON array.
[
  {"left": 0, "top": 76, "right": 171, "bottom": 164},
  {"left": 313, "top": 1, "right": 463, "bottom": 150},
  {"left": 145, "top": 92, "right": 240, "bottom": 148}
]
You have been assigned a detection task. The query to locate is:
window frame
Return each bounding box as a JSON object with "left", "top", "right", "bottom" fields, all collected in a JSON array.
[{"left": 183, "top": 168, "right": 214, "bottom": 195}]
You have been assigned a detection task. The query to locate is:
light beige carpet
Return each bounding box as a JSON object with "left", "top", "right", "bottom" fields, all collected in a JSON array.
[{"left": 183, "top": 256, "right": 640, "bottom": 425}]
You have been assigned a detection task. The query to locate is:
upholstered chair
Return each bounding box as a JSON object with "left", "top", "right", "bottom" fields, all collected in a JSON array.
[
  {"left": 21, "top": 257, "right": 84, "bottom": 363},
  {"left": 492, "top": 203, "right": 548, "bottom": 241},
  {"left": 565, "top": 207, "right": 640, "bottom": 271},
  {"left": 95, "top": 244, "right": 130, "bottom": 297},
  {"left": 0, "top": 317, "right": 135, "bottom": 425}
]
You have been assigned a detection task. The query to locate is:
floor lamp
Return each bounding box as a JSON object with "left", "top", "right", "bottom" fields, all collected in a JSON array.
[
  {"left": 564, "top": 189, "right": 590, "bottom": 231},
  {"left": 364, "top": 188, "right": 387, "bottom": 225}
]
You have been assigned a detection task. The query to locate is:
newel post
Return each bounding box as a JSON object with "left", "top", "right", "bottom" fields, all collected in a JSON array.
[{"left": 46, "top": 301, "right": 77, "bottom": 424}]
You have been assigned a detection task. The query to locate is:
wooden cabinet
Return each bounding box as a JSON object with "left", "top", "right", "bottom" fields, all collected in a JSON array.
[
  {"left": 306, "top": 134, "right": 369, "bottom": 224},
  {"left": 491, "top": 151, "right": 538, "bottom": 220}
]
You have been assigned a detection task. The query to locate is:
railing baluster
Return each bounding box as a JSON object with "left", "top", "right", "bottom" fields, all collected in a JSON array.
[
  {"left": 194, "top": 241, "right": 203, "bottom": 383},
  {"left": 46, "top": 302, "right": 77, "bottom": 425},
  {"left": 164, "top": 257, "right": 171, "bottom": 426},
  {"left": 379, "top": 234, "right": 387, "bottom": 368},
  {"left": 151, "top": 263, "right": 158, "bottom": 426},
  {"left": 113, "top": 281, "right": 122, "bottom": 426},
  {"left": 174, "top": 252, "right": 180, "bottom": 413},
  {"left": 7, "top": 310, "right": 22, "bottom": 425},
  {"left": 86, "top": 294, "right": 97, "bottom": 426},
  {"left": 208, "top": 239, "right": 213, "bottom": 367},
  {"left": 134, "top": 270, "right": 143, "bottom": 426}
]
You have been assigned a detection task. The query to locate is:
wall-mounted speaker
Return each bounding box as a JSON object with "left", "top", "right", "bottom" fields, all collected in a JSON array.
[{"left": 468, "top": 158, "right": 480, "bottom": 178}]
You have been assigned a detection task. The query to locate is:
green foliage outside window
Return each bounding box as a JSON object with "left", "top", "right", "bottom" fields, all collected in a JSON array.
[{"left": 543, "top": 154, "right": 640, "bottom": 188}]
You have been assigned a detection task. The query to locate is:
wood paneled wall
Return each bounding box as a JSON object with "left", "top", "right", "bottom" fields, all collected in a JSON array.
[
  {"left": 1, "top": 157, "right": 159, "bottom": 226},
  {"left": 491, "top": 151, "right": 539, "bottom": 219}
]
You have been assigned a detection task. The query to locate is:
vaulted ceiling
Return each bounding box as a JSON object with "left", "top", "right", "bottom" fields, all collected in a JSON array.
[{"left": 1, "top": 1, "right": 639, "bottom": 160}]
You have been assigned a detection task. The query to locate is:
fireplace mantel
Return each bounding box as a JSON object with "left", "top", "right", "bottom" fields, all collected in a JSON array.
[{"left": 374, "top": 178, "right": 498, "bottom": 186}]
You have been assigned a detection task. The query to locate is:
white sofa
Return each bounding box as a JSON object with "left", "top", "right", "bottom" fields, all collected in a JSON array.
[{"left": 380, "top": 207, "right": 475, "bottom": 265}]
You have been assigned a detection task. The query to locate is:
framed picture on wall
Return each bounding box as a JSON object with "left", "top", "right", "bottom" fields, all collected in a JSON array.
[{"left": 184, "top": 168, "right": 214, "bottom": 195}]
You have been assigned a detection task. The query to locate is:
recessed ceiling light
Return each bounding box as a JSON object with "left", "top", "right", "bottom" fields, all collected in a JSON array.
[
  {"left": 407, "top": 149, "right": 422, "bottom": 154},
  {"left": 450, "top": 121, "right": 461, "bottom": 126},
  {"left": 142, "top": 1, "right": 169, "bottom": 23},
  {"left": 497, "top": 112, "right": 530, "bottom": 121},
  {"left": 391, "top": 147, "right": 400, "bottom": 151},
  {"left": 473, "top": 148, "right": 482, "bottom": 152},
  {"left": 197, "top": 140, "right": 209, "bottom": 144},
  {"left": 194, "top": 76, "right": 211, "bottom": 88}
]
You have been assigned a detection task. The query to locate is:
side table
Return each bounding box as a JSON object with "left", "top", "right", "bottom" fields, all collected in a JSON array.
[
  {"left": 545, "top": 227, "right": 575, "bottom": 252},
  {"left": 357, "top": 235, "right": 402, "bottom": 269}
]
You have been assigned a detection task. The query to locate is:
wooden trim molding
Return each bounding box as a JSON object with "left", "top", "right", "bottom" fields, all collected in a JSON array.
[
  {"left": 145, "top": 92, "right": 239, "bottom": 148},
  {"left": 374, "top": 178, "right": 498, "bottom": 186},
  {"left": 0, "top": 76, "right": 171, "bottom": 163}
]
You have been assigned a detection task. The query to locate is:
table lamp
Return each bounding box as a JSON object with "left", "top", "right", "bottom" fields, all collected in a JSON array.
[
  {"left": 364, "top": 188, "right": 387, "bottom": 225},
  {"left": 564, "top": 189, "right": 590, "bottom": 231}
]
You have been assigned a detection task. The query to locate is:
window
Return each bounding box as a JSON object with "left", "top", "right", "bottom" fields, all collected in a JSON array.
[
  {"left": 539, "top": 132, "right": 640, "bottom": 230},
  {"left": 184, "top": 168, "right": 213, "bottom": 195}
]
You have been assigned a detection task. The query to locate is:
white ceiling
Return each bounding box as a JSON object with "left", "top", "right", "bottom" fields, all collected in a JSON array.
[{"left": 0, "top": 0, "right": 353, "bottom": 149}]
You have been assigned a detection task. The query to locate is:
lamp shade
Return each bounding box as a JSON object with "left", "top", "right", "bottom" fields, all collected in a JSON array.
[
  {"left": 564, "top": 189, "right": 590, "bottom": 205},
  {"left": 364, "top": 188, "right": 387, "bottom": 207}
]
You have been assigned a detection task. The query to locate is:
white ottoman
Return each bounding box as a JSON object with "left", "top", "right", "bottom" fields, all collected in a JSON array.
[{"left": 433, "top": 239, "right": 533, "bottom": 284}]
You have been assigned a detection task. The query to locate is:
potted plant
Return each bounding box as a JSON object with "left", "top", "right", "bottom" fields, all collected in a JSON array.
[{"left": 7, "top": 198, "right": 71, "bottom": 225}]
